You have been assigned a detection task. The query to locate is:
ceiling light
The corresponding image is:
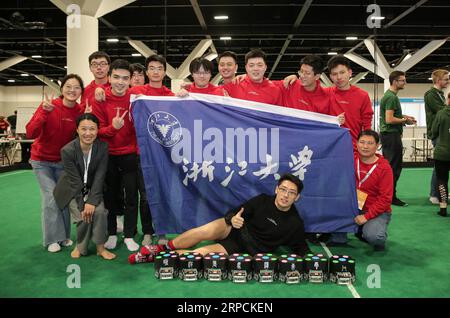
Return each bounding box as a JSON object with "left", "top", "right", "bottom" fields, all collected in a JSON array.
[
  {"left": 132, "top": 53, "right": 142, "bottom": 57},
  {"left": 371, "top": 16, "right": 385, "bottom": 20},
  {"left": 327, "top": 52, "right": 338, "bottom": 55},
  {"left": 64, "top": 66, "right": 67, "bottom": 69},
  {"left": 214, "top": 16, "right": 229, "bottom": 20},
  {"left": 428, "top": 77, "right": 433, "bottom": 80},
  {"left": 107, "top": 38, "right": 119, "bottom": 43},
  {"left": 8, "top": 79, "right": 15, "bottom": 83},
  {"left": 391, "top": 63, "right": 395, "bottom": 66},
  {"left": 220, "top": 36, "right": 232, "bottom": 40},
  {"left": 346, "top": 36, "right": 358, "bottom": 40},
  {"left": 31, "top": 55, "right": 42, "bottom": 58},
  {"left": 404, "top": 53, "right": 412, "bottom": 61},
  {"left": 20, "top": 73, "right": 29, "bottom": 77}
]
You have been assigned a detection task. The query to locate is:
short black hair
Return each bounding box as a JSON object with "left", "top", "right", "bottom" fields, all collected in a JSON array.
[
  {"left": 145, "top": 54, "right": 167, "bottom": 71},
  {"left": 327, "top": 55, "right": 351, "bottom": 72},
  {"left": 108, "top": 59, "right": 131, "bottom": 76},
  {"left": 277, "top": 173, "right": 304, "bottom": 194},
  {"left": 358, "top": 129, "right": 380, "bottom": 144},
  {"left": 245, "top": 49, "right": 267, "bottom": 65},
  {"left": 189, "top": 57, "right": 213, "bottom": 74},
  {"left": 130, "top": 63, "right": 145, "bottom": 74},
  {"left": 218, "top": 51, "right": 238, "bottom": 64},
  {"left": 60, "top": 73, "right": 84, "bottom": 95},
  {"left": 76, "top": 113, "right": 99, "bottom": 128},
  {"left": 88, "top": 51, "right": 110, "bottom": 64},
  {"left": 389, "top": 70, "right": 406, "bottom": 85},
  {"left": 300, "top": 55, "right": 324, "bottom": 75}
]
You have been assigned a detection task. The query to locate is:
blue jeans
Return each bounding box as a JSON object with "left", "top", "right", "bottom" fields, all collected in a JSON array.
[
  {"left": 361, "top": 212, "right": 391, "bottom": 247},
  {"left": 31, "top": 160, "right": 70, "bottom": 246},
  {"left": 430, "top": 139, "right": 438, "bottom": 197}
]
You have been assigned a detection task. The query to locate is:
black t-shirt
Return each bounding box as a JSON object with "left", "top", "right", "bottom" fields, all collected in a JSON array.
[{"left": 224, "top": 193, "right": 310, "bottom": 256}]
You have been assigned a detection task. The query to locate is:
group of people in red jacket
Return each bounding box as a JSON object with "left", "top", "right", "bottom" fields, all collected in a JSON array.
[{"left": 26, "top": 48, "right": 393, "bottom": 258}]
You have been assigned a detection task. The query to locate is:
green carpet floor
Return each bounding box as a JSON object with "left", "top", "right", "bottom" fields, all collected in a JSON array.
[{"left": 1, "top": 168, "right": 449, "bottom": 298}]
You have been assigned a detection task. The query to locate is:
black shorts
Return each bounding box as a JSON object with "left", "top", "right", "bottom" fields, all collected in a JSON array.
[{"left": 216, "top": 228, "right": 254, "bottom": 255}]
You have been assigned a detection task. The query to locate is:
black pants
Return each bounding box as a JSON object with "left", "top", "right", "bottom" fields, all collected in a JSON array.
[
  {"left": 381, "top": 132, "right": 403, "bottom": 198},
  {"left": 434, "top": 159, "right": 450, "bottom": 204},
  {"left": 137, "top": 155, "right": 154, "bottom": 235},
  {"left": 105, "top": 153, "right": 138, "bottom": 238}
]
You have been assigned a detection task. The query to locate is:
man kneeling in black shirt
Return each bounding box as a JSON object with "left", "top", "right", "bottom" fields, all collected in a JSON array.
[{"left": 132, "top": 173, "right": 310, "bottom": 263}]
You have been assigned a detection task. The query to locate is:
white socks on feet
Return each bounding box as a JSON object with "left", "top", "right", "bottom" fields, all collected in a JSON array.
[
  {"left": 116, "top": 216, "right": 124, "bottom": 234},
  {"left": 124, "top": 238, "right": 139, "bottom": 251},
  {"left": 104, "top": 235, "right": 118, "bottom": 250},
  {"left": 142, "top": 234, "right": 152, "bottom": 246},
  {"left": 47, "top": 243, "right": 61, "bottom": 253}
]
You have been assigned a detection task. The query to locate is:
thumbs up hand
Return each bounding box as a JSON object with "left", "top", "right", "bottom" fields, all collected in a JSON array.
[{"left": 231, "top": 207, "right": 244, "bottom": 229}]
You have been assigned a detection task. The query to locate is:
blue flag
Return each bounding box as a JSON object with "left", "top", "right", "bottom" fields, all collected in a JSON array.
[{"left": 132, "top": 94, "right": 358, "bottom": 234}]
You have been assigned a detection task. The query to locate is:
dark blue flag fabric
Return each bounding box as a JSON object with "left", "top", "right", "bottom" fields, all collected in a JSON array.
[{"left": 132, "top": 94, "right": 358, "bottom": 234}]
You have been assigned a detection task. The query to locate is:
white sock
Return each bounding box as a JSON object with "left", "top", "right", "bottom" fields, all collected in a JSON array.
[
  {"left": 124, "top": 238, "right": 139, "bottom": 251},
  {"left": 104, "top": 235, "right": 118, "bottom": 250},
  {"left": 142, "top": 234, "right": 152, "bottom": 246},
  {"left": 116, "top": 216, "right": 124, "bottom": 234},
  {"left": 47, "top": 243, "right": 61, "bottom": 253}
]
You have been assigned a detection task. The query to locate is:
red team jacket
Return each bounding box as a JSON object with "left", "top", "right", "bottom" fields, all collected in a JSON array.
[
  {"left": 277, "top": 79, "right": 331, "bottom": 114},
  {"left": 129, "top": 84, "right": 174, "bottom": 96},
  {"left": 355, "top": 153, "right": 393, "bottom": 220},
  {"left": 92, "top": 87, "right": 137, "bottom": 156},
  {"left": 223, "top": 75, "right": 283, "bottom": 106},
  {"left": 80, "top": 80, "right": 111, "bottom": 112},
  {"left": 329, "top": 85, "right": 374, "bottom": 148},
  {"left": 187, "top": 83, "right": 225, "bottom": 96},
  {"left": 26, "top": 97, "right": 82, "bottom": 162}
]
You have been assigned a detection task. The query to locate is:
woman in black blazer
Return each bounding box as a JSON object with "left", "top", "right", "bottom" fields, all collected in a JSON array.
[{"left": 54, "top": 113, "right": 115, "bottom": 260}]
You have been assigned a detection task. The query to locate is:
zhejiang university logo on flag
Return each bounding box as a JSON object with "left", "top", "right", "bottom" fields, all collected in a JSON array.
[{"left": 132, "top": 94, "right": 358, "bottom": 234}]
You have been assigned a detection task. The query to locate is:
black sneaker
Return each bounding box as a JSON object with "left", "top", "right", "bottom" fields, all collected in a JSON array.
[
  {"left": 392, "top": 197, "right": 408, "bottom": 207},
  {"left": 437, "top": 210, "right": 448, "bottom": 217}
]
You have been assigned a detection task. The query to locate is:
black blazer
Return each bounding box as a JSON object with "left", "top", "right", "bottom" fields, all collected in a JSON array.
[{"left": 54, "top": 138, "right": 109, "bottom": 210}]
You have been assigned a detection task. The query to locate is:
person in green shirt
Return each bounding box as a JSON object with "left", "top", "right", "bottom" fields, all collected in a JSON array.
[
  {"left": 430, "top": 91, "right": 450, "bottom": 217},
  {"left": 380, "top": 70, "right": 416, "bottom": 207},
  {"left": 424, "top": 69, "right": 449, "bottom": 205}
]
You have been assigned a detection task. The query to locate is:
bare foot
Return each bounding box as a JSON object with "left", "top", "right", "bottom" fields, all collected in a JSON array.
[
  {"left": 71, "top": 247, "right": 81, "bottom": 259},
  {"left": 97, "top": 248, "right": 116, "bottom": 260}
]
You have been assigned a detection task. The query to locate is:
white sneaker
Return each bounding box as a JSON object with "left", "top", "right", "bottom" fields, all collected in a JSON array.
[
  {"left": 116, "top": 216, "right": 124, "bottom": 234},
  {"left": 61, "top": 239, "right": 73, "bottom": 247},
  {"left": 104, "top": 235, "right": 118, "bottom": 250},
  {"left": 142, "top": 234, "right": 152, "bottom": 246},
  {"left": 157, "top": 234, "right": 168, "bottom": 245},
  {"left": 47, "top": 243, "right": 61, "bottom": 253},
  {"left": 124, "top": 238, "right": 139, "bottom": 251},
  {"left": 429, "top": 197, "right": 440, "bottom": 205}
]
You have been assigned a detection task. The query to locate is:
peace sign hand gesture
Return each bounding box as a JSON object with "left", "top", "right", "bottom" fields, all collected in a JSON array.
[
  {"left": 42, "top": 93, "right": 55, "bottom": 112},
  {"left": 84, "top": 100, "right": 92, "bottom": 113},
  {"left": 112, "top": 109, "right": 128, "bottom": 130}
]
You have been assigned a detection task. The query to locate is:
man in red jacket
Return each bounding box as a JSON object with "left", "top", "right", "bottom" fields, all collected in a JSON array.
[
  {"left": 327, "top": 55, "right": 374, "bottom": 150},
  {"left": 80, "top": 51, "right": 111, "bottom": 112},
  {"left": 92, "top": 59, "right": 140, "bottom": 252},
  {"left": 354, "top": 130, "right": 393, "bottom": 251},
  {"left": 223, "top": 49, "right": 283, "bottom": 106}
]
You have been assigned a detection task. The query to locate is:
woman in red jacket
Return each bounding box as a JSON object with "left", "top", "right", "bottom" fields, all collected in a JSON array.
[{"left": 26, "top": 74, "right": 84, "bottom": 253}]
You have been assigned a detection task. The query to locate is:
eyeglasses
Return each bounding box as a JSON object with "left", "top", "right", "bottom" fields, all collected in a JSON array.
[
  {"left": 278, "top": 187, "right": 298, "bottom": 197},
  {"left": 90, "top": 62, "right": 109, "bottom": 68},
  {"left": 148, "top": 67, "right": 164, "bottom": 72}
]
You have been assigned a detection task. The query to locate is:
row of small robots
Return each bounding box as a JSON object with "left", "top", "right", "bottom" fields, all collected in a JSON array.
[{"left": 154, "top": 251, "right": 356, "bottom": 285}]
